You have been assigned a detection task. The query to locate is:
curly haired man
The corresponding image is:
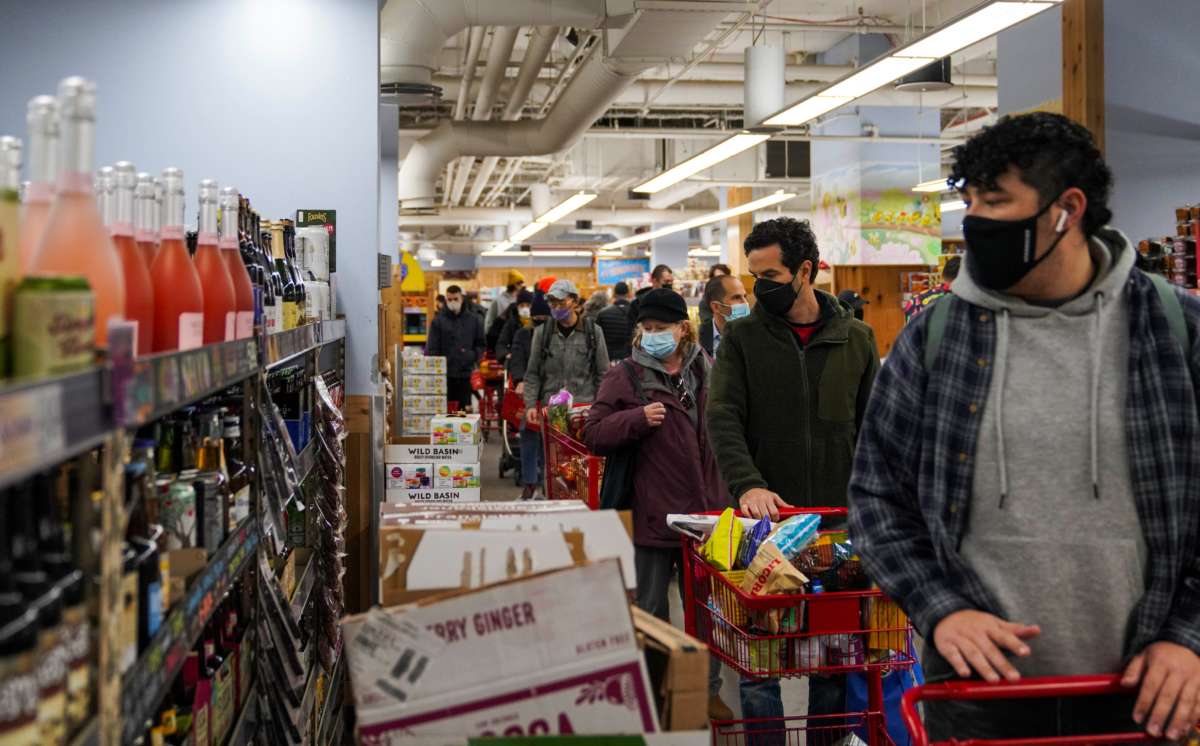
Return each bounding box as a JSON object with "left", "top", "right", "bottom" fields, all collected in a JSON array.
[{"left": 850, "top": 112, "right": 1200, "bottom": 740}]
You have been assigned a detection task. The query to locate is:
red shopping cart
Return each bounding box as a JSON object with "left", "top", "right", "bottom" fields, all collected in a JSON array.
[
  {"left": 681, "top": 508, "right": 915, "bottom": 746},
  {"left": 901, "top": 675, "right": 1167, "bottom": 746},
  {"left": 472, "top": 357, "right": 505, "bottom": 441},
  {"left": 541, "top": 404, "right": 604, "bottom": 508}
]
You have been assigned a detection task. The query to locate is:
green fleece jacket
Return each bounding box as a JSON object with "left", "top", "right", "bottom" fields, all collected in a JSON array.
[{"left": 707, "top": 290, "right": 880, "bottom": 507}]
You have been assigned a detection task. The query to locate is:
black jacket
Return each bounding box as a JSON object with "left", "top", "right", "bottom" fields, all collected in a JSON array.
[
  {"left": 595, "top": 299, "right": 635, "bottom": 361},
  {"left": 495, "top": 307, "right": 522, "bottom": 362},
  {"left": 507, "top": 324, "right": 535, "bottom": 383},
  {"left": 427, "top": 307, "right": 485, "bottom": 378},
  {"left": 699, "top": 317, "right": 715, "bottom": 357}
]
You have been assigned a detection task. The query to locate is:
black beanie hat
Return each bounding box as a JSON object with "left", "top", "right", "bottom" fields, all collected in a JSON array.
[
  {"left": 636, "top": 288, "right": 689, "bottom": 324},
  {"left": 516, "top": 288, "right": 534, "bottom": 305}
]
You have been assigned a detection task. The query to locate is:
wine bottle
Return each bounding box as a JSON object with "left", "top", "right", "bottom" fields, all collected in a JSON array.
[
  {"left": 0, "top": 136, "right": 20, "bottom": 378},
  {"left": 109, "top": 161, "right": 155, "bottom": 356},
  {"left": 134, "top": 172, "right": 157, "bottom": 269},
  {"left": 218, "top": 188, "right": 254, "bottom": 340},
  {"left": 193, "top": 180, "right": 235, "bottom": 345},
  {"left": 149, "top": 168, "right": 204, "bottom": 351},
  {"left": 30, "top": 77, "right": 125, "bottom": 349},
  {"left": 19, "top": 96, "right": 56, "bottom": 274}
]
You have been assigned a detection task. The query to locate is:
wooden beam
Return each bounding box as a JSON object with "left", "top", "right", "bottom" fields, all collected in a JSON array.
[
  {"left": 1061, "top": 0, "right": 1105, "bottom": 152},
  {"left": 726, "top": 187, "right": 753, "bottom": 276}
]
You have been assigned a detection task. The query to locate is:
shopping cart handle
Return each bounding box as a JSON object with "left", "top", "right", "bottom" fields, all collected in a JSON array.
[{"left": 901, "top": 675, "right": 1148, "bottom": 746}]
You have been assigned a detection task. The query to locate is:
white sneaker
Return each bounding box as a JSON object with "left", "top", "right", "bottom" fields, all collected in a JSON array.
[{"left": 532, "top": 487, "right": 547, "bottom": 501}]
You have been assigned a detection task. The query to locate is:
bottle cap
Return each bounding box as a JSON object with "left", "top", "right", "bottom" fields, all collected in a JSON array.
[
  {"left": 26, "top": 95, "right": 57, "bottom": 133},
  {"left": 113, "top": 160, "right": 137, "bottom": 188},
  {"left": 0, "top": 136, "right": 21, "bottom": 190},
  {"left": 56, "top": 76, "right": 96, "bottom": 122}
]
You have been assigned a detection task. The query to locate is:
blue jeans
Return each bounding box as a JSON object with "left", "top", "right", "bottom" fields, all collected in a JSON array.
[
  {"left": 519, "top": 420, "right": 543, "bottom": 487},
  {"left": 739, "top": 674, "right": 846, "bottom": 746}
]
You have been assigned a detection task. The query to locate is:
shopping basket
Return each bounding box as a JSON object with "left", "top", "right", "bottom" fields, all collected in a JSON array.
[
  {"left": 713, "top": 711, "right": 895, "bottom": 746},
  {"left": 540, "top": 404, "right": 603, "bottom": 508},
  {"left": 900, "top": 675, "right": 1164, "bottom": 746}
]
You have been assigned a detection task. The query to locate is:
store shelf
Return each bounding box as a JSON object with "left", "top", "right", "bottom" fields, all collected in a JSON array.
[
  {"left": 296, "top": 437, "right": 319, "bottom": 485},
  {"left": 263, "top": 320, "right": 346, "bottom": 369},
  {"left": 316, "top": 652, "right": 345, "bottom": 746},
  {"left": 0, "top": 367, "right": 111, "bottom": 491},
  {"left": 289, "top": 554, "right": 315, "bottom": 624},
  {"left": 120, "top": 518, "right": 261, "bottom": 743},
  {"left": 116, "top": 337, "right": 260, "bottom": 427},
  {"left": 226, "top": 679, "right": 259, "bottom": 746}
]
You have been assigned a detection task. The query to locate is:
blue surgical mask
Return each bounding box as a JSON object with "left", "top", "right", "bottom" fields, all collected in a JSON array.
[
  {"left": 640, "top": 330, "right": 678, "bottom": 360},
  {"left": 723, "top": 302, "right": 750, "bottom": 321}
]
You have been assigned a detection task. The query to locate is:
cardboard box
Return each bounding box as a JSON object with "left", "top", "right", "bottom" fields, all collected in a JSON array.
[
  {"left": 432, "top": 462, "right": 480, "bottom": 489},
  {"left": 477, "top": 511, "right": 636, "bottom": 591},
  {"left": 403, "top": 394, "right": 448, "bottom": 415},
  {"left": 403, "top": 355, "right": 447, "bottom": 376},
  {"left": 379, "top": 501, "right": 591, "bottom": 523},
  {"left": 403, "top": 374, "right": 447, "bottom": 395},
  {"left": 385, "top": 444, "right": 483, "bottom": 463},
  {"left": 632, "top": 607, "right": 711, "bottom": 731},
  {"left": 403, "top": 414, "right": 434, "bottom": 435},
  {"left": 396, "top": 735, "right": 710, "bottom": 745},
  {"left": 344, "top": 560, "right": 659, "bottom": 739},
  {"left": 385, "top": 487, "right": 482, "bottom": 504},
  {"left": 431, "top": 414, "right": 481, "bottom": 445},
  {"left": 386, "top": 462, "right": 434, "bottom": 490}
]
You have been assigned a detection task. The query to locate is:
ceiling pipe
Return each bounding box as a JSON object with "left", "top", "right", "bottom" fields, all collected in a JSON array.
[
  {"left": 443, "top": 26, "right": 486, "bottom": 205},
  {"left": 379, "top": 0, "right": 608, "bottom": 86},
  {"left": 449, "top": 26, "right": 519, "bottom": 206},
  {"left": 465, "top": 26, "right": 558, "bottom": 208}
]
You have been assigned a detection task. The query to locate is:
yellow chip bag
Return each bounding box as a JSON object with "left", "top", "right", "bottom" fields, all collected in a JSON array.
[{"left": 701, "top": 508, "right": 744, "bottom": 571}]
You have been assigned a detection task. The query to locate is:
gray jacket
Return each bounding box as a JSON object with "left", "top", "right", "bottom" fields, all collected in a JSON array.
[{"left": 523, "top": 317, "right": 610, "bottom": 408}]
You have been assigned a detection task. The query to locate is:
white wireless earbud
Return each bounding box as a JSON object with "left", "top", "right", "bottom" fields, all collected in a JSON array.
[{"left": 1055, "top": 208, "right": 1070, "bottom": 232}]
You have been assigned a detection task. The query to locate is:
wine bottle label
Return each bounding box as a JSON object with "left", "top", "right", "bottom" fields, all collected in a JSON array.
[
  {"left": 33, "top": 629, "right": 68, "bottom": 746},
  {"left": 12, "top": 281, "right": 95, "bottom": 379},
  {"left": 178, "top": 312, "right": 204, "bottom": 350},
  {"left": 235, "top": 311, "right": 253, "bottom": 340},
  {"left": 61, "top": 606, "right": 91, "bottom": 731},
  {"left": 283, "top": 301, "right": 300, "bottom": 330},
  {"left": 224, "top": 311, "right": 235, "bottom": 342},
  {"left": 0, "top": 648, "right": 39, "bottom": 745}
]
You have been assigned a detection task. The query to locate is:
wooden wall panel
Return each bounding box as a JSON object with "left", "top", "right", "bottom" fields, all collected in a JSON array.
[
  {"left": 832, "top": 265, "right": 912, "bottom": 358},
  {"left": 343, "top": 395, "right": 373, "bottom": 614},
  {"left": 1061, "top": 0, "right": 1105, "bottom": 152}
]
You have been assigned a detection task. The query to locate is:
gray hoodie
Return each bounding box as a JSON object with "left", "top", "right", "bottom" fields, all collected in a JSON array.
[{"left": 951, "top": 228, "right": 1147, "bottom": 676}]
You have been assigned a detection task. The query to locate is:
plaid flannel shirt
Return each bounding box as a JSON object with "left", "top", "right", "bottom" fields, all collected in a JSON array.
[{"left": 848, "top": 267, "right": 1200, "bottom": 658}]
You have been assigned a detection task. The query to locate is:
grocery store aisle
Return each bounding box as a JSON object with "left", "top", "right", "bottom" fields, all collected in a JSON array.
[{"left": 480, "top": 440, "right": 525, "bottom": 501}]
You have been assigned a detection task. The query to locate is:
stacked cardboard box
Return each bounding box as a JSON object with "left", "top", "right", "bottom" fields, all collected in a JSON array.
[
  {"left": 385, "top": 437, "right": 483, "bottom": 503},
  {"left": 401, "top": 350, "right": 448, "bottom": 436}
]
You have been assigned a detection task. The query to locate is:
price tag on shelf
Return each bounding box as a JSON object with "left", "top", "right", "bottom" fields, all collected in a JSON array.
[{"left": 0, "top": 383, "right": 65, "bottom": 474}]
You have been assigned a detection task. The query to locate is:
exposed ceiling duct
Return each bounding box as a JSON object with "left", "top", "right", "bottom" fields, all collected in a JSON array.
[{"left": 395, "top": 1, "right": 743, "bottom": 211}]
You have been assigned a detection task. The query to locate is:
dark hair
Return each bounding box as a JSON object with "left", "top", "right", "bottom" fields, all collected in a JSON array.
[
  {"left": 702, "top": 275, "right": 732, "bottom": 309},
  {"left": 651, "top": 264, "right": 673, "bottom": 282},
  {"left": 709, "top": 263, "right": 731, "bottom": 279},
  {"left": 505, "top": 283, "right": 517, "bottom": 294},
  {"left": 446, "top": 284, "right": 463, "bottom": 295},
  {"left": 613, "top": 281, "right": 630, "bottom": 297},
  {"left": 942, "top": 255, "right": 962, "bottom": 281},
  {"left": 949, "top": 112, "right": 1113, "bottom": 236},
  {"left": 744, "top": 217, "right": 819, "bottom": 282}
]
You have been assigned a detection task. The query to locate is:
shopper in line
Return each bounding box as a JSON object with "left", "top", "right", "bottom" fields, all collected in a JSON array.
[
  {"left": 427, "top": 284, "right": 485, "bottom": 413},
  {"left": 699, "top": 273, "right": 749, "bottom": 357},
  {"left": 523, "top": 279, "right": 610, "bottom": 498},
  {"left": 597, "top": 281, "right": 635, "bottom": 362},
  {"left": 582, "top": 289, "right": 609, "bottom": 323},
  {"left": 849, "top": 112, "right": 1200, "bottom": 741},
  {"left": 630, "top": 264, "right": 675, "bottom": 321},
  {"left": 837, "top": 289, "right": 869, "bottom": 322},
  {"left": 698, "top": 263, "right": 733, "bottom": 337},
  {"left": 509, "top": 292, "right": 551, "bottom": 499},
  {"left": 485, "top": 269, "right": 526, "bottom": 347},
  {"left": 707, "top": 217, "right": 880, "bottom": 736},
  {"left": 903, "top": 255, "right": 961, "bottom": 322},
  {"left": 495, "top": 288, "right": 534, "bottom": 363},
  {"left": 583, "top": 288, "right": 733, "bottom": 720}
]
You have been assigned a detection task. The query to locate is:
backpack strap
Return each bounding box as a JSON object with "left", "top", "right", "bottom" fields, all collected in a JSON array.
[
  {"left": 621, "top": 359, "right": 647, "bottom": 405},
  {"left": 1147, "top": 272, "right": 1190, "bottom": 357},
  {"left": 923, "top": 296, "right": 955, "bottom": 371}
]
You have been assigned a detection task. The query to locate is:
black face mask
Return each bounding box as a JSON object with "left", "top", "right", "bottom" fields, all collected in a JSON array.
[
  {"left": 753, "top": 275, "right": 800, "bottom": 317},
  {"left": 963, "top": 196, "right": 1069, "bottom": 291},
  {"left": 661, "top": 282, "right": 674, "bottom": 292}
]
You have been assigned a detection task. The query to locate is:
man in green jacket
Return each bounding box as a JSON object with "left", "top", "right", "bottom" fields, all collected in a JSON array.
[{"left": 707, "top": 216, "right": 879, "bottom": 739}]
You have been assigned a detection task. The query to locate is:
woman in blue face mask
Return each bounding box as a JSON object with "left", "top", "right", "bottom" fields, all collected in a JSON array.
[{"left": 583, "top": 288, "right": 735, "bottom": 721}]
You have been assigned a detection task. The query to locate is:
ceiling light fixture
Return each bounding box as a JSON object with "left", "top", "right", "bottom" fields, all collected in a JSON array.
[
  {"left": 913, "top": 178, "right": 952, "bottom": 193},
  {"left": 633, "top": 132, "right": 771, "bottom": 194},
  {"left": 942, "top": 199, "right": 967, "bottom": 212},
  {"left": 430, "top": 257, "right": 445, "bottom": 267},
  {"left": 602, "top": 190, "right": 796, "bottom": 250},
  {"left": 762, "top": 1, "right": 1058, "bottom": 128},
  {"left": 481, "top": 192, "right": 596, "bottom": 254}
]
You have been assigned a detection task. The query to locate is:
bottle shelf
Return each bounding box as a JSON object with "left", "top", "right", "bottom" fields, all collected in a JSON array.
[
  {"left": 315, "top": 652, "right": 345, "bottom": 745},
  {"left": 226, "top": 678, "right": 259, "bottom": 746},
  {"left": 0, "top": 366, "right": 110, "bottom": 491},
  {"left": 120, "top": 517, "right": 260, "bottom": 744},
  {"left": 263, "top": 319, "right": 346, "bottom": 369},
  {"left": 115, "top": 336, "right": 260, "bottom": 427},
  {"left": 289, "top": 554, "right": 315, "bottom": 625}
]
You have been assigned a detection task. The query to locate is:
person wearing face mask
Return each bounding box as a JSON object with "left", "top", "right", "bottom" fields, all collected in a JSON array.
[
  {"left": 849, "top": 112, "right": 1200, "bottom": 742},
  {"left": 522, "top": 279, "right": 610, "bottom": 499},
  {"left": 508, "top": 291, "right": 551, "bottom": 499},
  {"left": 700, "top": 273, "right": 749, "bottom": 356},
  {"left": 427, "top": 284, "right": 485, "bottom": 414},
  {"left": 583, "top": 288, "right": 733, "bottom": 720},
  {"left": 495, "top": 288, "right": 534, "bottom": 363},
  {"left": 707, "top": 216, "right": 879, "bottom": 735},
  {"left": 629, "top": 264, "right": 675, "bottom": 323},
  {"left": 698, "top": 263, "right": 734, "bottom": 340},
  {"left": 485, "top": 269, "right": 526, "bottom": 345},
  {"left": 597, "top": 281, "right": 636, "bottom": 361}
]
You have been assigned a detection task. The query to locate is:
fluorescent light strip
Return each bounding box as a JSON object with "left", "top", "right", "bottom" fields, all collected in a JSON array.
[
  {"left": 823, "top": 56, "right": 935, "bottom": 99},
  {"left": 913, "top": 178, "right": 951, "bottom": 193},
  {"left": 894, "top": 2, "right": 1057, "bottom": 60},
  {"left": 633, "top": 132, "right": 771, "bottom": 194},
  {"left": 536, "top": 191, "right": 597, "bottom": 224},
  {"left": 763, "top": 96, "right": 852, "bottom": 127},
  {"left": 602, "top": 190, "right": 796, "bottom": 250},
  {"left": 942, "top": 199, "right": 966, "bottom": 212}
]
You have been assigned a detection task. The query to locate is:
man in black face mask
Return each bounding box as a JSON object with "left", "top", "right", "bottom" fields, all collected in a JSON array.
[
  {"left": 849, "top": 112, "right": 1200, "bottom": 741},
  {"left": 707, "top": 216, "right": 880, "bottom": 736}
]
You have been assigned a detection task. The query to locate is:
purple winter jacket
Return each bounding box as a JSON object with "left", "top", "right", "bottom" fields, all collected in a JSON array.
[{"left": 584, "top": 346, "right": 730, "bottom": 547}]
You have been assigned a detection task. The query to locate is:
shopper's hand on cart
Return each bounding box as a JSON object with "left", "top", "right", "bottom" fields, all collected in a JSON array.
[
  {"left": 933, "top": 609, "right": 1040, "bottom": 683},
  {"left": 644, "top": 402, "right": 666, "bottom": 427},
  {"left": 526, "top": 407, "right": 539, "bottom": 425},
  {"left": 738, "top": 487, "right": 790, "bottom": 521},
  {"left": 515, "top": 382, "right": 525, "bottom": 396},
  {"left": 1122, "top": 640, "right": 1200, "bottom": 739}
]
